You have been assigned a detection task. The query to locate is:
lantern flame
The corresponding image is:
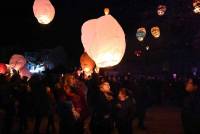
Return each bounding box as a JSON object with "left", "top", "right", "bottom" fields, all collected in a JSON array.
[{"left": 104, "top": 8, "right": 110, "bottom": 15}]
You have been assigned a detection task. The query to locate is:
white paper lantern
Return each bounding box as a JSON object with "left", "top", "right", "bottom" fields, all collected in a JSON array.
[
  {"left": 136, "top": 27, "right": 146, "bottom": 41},
  {"left": 33, "top": 0, "right": 55, "bottom": 24},
  {"left": 9, "top": 54, "right": 27, "bottom": 71},
  {"left": 81, "top": 15, "right": 126, "bottom": 68}
]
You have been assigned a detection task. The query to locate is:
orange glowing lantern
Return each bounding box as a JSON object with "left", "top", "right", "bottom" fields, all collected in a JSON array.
[
  {"left": 0, "top": 63, "right": 7, "bottom": 74},
  {"left": 193, "top": 0, "right": 200, "bottom": 14},
  {"left": 80, "top": 52, "right": 95, "bottom": 75},
  {"left": 151, "top": 26, "right": 160, "bottom": 38},
  {"left": 33, "top": 0, "right": 55, "bottom": 24},
  {"left": 9, "top": 54, "right": 27, "bottom": 71},
  {"left": 81, "top": 15, "right": 126, "bottom": 68},
  {"left": 136, "top": 27, "right": 146, "bottom": 41},
  {"left": 157, "top": 5, "right": 167, "bottom": 16},
  {"left": 104, "top": 8, "right": 110, "bottom": 15}
]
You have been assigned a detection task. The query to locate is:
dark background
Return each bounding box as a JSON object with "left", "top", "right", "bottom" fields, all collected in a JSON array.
[{"left": 1, "top": 0, "right": 200, "bottom": 74}]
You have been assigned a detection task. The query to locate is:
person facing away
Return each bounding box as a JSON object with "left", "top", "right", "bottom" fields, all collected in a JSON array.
[
  {"left": 115, "top": 88, "right": 136, "bottom": 134},
  {"left": 181, "top": 77, "right": 200, "bottom": 134}
]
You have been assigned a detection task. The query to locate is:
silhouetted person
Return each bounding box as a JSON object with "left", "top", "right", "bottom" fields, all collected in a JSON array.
[
  {"left": 182, "top": 77, "right": 200, "bottom": 134},
  {"left": 115, "top": 88, "right": 136, "bottom": 134},
  {"left": 90, "top": 81, "right": 114, "bottom": 134}
]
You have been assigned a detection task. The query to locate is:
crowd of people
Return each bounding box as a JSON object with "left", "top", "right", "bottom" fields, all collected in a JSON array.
[{"left": 0, "top": 70, "right": 200, "bottom": 134}]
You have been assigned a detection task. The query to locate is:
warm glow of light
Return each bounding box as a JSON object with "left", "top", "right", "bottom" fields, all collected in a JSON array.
[
  {"left": 81, "top": 15, "right": 126, "bottom": 68},
  {"left": 80, "top": 52, "right": 95, "bottom": 74},
  {"left": 33, "top": 0, "right": 55, "bottom": 24},
  {"left": 0, "top": 63, "right": 7, "bottom": 74},
  {"left": 157, "top": 5, "right": 167, "bottom": 16},
  {"left": 83, "top": 67, "right": 90, "bottom": 73},
  {"left": 136, "top": 27, "right": 146, "bottom": 41},
  {"left": 104, "top": 8, "right": 110, "bottom": 15},
  {"left": 151, "top": 26, "right": 160, "bottom": 38}
]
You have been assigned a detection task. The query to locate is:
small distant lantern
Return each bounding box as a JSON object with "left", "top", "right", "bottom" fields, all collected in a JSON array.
[
  {"left": 80, "top": 52, "right": 95, "bottom": 76},
  {"left": 157, "top": 5, "right": 167, "bottom": 16},
  {"left": 81, "top": 15, "right": 126, "bottom": 68},
  {"left": 9, "top": 54, "right": 27, "bottom": 71},
  {"left": 146, "top": 45, "right": 150, "bottom": 51},
  {"left": 134, "top": 50, "right": 142, "bottom": 57},
  {"left": 104, "top": 8, "right": 110, "bottom": 15},
  {"left": 33, "top": 0, "right": 55, "bottom": 24},
  {"left": 0, "top": 63, "right": 7, "bottom": 74},
  {"left": 151, "top": 26, "right": 160, "bottom": 38},
  {"left": 193, "top": 0, "right": 200, "bottom": 14},
  {"left": 136, "top": 27, "right": 146, "bottom": 42}
]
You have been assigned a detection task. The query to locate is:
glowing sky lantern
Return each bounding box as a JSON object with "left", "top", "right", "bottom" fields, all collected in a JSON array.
[
  {"left": 19, "top": 67, "right": 32, "bottom": 79},
  {"left": 33, "top": 0, "right": 55, "bottom": 24},
  {"left": 151, "top": 26, "right": 160, "bottom": 38},
  {"left": 157, "top": 5, "right": 167, "bottom": 16},
  {"left": 0, "top": 63, "right": 7, "bottom": 74},
  {"left": 9, "top": 54, "right": 27, "bottom": 71},
  {"left": 136, "top": 27, "right": 146, "bottom": 41},
  {"left": 193, "top": 0, "right": 200, "bottom": 14},
  {"left": 80, "top": 52, "right": 95, "bottom": 75},
  {"left": 81, "top": 15, "right": 126, "bottom": 68},
  {"left": 104, "top": 8, "right": 110, "bottom": 15}
]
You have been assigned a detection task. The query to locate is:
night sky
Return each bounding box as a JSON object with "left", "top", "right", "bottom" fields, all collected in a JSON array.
[{"left": 1, "top": 0, "right": 200, "bottom": 72}]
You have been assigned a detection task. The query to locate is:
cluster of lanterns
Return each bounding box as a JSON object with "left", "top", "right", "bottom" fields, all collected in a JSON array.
[
  {"left": 193, "top": 0, "right": 200, "bottom": 14},
  {"left": 136, "top": 26, "right": 160, "bottom": 41}
]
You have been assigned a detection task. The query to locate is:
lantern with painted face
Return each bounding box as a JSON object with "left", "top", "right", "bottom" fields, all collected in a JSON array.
[
  {"left": 0, "top": 63, "right": 7, "bottom": 74},
  {"left": 193, "top": 0, "right": 200, "bottom": 14},
  {"left": 33, "top": 0, "right": 55, "bottom": 24},
  {"left": 157, "top": 5, "right": 167, "bottom": 16},
  {"left": 151, "top": 26, "right": 160, "bottom": 38},
  {"left": 80, "top": 52, "right": 95, "bottom": 76},
  {"left": 9, "top": 54, "right": 27, "bottom": 71},
  {"left": 136, "top": 27, "right": 146, "bottom": 41},
  {"left": 81, "top": 15, "right": 126, "bottom": 68}
]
